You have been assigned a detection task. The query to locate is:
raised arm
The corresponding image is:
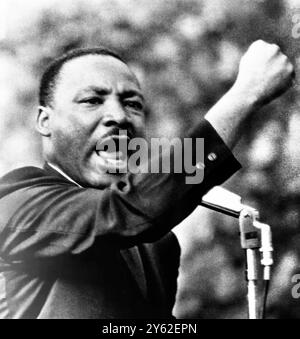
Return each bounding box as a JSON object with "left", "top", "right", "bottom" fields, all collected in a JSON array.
[
  {"left": 205, "top": 40, "right": 294, "bottom": 148},
  {"left": 0, "top": 41, "right": 294, "bottom": 262}
]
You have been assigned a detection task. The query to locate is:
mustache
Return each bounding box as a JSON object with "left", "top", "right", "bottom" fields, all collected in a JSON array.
[
  {"left": 100, "top": 127, "right": 135, "bottom": 140},
  {"left": 96, "top": 128, "right": 134, "bottom": 154}
]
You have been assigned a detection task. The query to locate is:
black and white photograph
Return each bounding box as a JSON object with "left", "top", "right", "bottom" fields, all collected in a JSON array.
[{"left": 0, "top": 0, "right": 300, "bottom": 323}]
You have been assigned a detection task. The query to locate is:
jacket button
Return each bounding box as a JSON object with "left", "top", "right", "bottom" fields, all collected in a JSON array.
[
  {"left": 196, "top": 162, "right": 205, "bottom": 170},
  {"left": 208, "top": 153, "right": 218, "bottom": 161}
]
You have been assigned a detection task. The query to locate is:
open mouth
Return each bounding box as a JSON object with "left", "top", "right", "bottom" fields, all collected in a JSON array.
[{"left": 95, "top": 134, "right": 131, "bottom": 172}]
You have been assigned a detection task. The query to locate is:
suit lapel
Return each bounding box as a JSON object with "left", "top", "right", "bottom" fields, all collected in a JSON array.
[
  {"left": 43, "top": 163, "right": 74, "bottom": 184},
  {"left": 43, "top": 163, "right": 148, "bottom": 299}
]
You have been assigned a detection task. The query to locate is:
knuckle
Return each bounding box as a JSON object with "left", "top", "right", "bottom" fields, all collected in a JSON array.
[
  {"left": 282, "top": 54, "right": 291, "bottom": 65},
  {"left": 269, "top": 45, "right": 280, "bottom": 56},
  {"left": 250, "top": 40, "right": 264, "bottom": 49},
  {"left": 281, "top": 55, "right": 289, "bottom": 63},
  {"left": 288, "top": 63, "right": 295, "bottom": 74},
  {"left": 271, "top": 43, "right": 280, "bottom": 51},
  {"left": 255, "top": 39, "right": 266, "bottom": 45},
  {"left": 253, "top": 41, "right": 280, "bottom": 55}
]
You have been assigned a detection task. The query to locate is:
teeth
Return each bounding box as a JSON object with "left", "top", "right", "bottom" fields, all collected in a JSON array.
[
  {"left": 106, "top": 158, "right": 126, "bottom": 166},
  {"left": 95, "top": 135, "right": 131, "bottom": 171},
  {"left": 95, "top": 150, "right": 128, "bottom": 170},
  {"left": 98, "top": 151, "right": 125, "bottom": 160}
]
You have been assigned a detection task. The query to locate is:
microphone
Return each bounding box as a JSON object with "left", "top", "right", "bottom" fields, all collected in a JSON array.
[
  {"left": 200, "top": 186, "right": 274, "bottom": 313},
  {"left": 201, "top": 186, "right": 273, "bottom": 268},
  {"left": 200, "top": 186, "right": 255, "bottom": 218}
]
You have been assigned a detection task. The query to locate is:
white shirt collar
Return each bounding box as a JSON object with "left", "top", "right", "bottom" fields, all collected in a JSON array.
[{"left": 47, "top": 162, "right": 83, "bottom": 188}]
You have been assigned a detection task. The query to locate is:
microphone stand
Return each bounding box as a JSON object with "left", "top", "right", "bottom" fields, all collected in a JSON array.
[{"left": 201, "top": 187, "right": 274, "bottom": 319}]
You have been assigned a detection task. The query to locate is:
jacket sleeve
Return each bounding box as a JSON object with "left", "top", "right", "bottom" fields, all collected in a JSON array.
[{"left": 0, "top": 120, "right": 241, "bottom": 261}]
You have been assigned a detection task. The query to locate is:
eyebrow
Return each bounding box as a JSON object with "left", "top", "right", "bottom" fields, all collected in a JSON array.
[
  {"left": 120, "top": 90, "right": 145, "bottom": 102},
  {"left": 74, "top": 86, "right": 112, "bottom": 99},
  {"left": 74, "top": 86, "right": 145, "bottom": 102}
]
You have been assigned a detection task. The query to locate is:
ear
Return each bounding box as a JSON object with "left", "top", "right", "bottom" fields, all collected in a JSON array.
[{"left": 36, "top": 106, "right": 52, "bottom": 137}]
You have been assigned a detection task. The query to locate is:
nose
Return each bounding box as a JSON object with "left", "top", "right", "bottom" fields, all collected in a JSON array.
[{"left": 102, "top": 98, "right": 130, "bottom": 128}]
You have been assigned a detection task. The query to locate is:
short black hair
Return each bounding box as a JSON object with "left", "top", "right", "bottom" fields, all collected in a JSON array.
[{"left": 39, "top": 47, "right": 126, "bottom": 108}]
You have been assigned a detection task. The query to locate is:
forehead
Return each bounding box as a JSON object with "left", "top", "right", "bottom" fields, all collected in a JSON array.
[{"left": 56, "top": 55, "right": 141, "bottom": 95}]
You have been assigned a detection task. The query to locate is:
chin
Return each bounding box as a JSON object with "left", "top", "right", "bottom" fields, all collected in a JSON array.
[{"left": 84, "top": 171, "right": 126, "bottom": 189}]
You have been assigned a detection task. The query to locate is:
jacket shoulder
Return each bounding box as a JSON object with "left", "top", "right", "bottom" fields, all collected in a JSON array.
[
  {"left": 152, "top": 231, "right": 181, "bottom": 258},
  {"left": 0, "top": 166, "right": 48, "bottom": 183},
  {"left": 0, "top": 166, "right": 70, "bottom": 199}
]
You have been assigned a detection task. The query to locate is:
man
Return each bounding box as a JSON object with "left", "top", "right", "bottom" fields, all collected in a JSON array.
[{"left": 0, "top": 41, "right": 294, "bottom": 319}]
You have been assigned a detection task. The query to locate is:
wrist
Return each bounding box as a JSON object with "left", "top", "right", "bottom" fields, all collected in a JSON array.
[
  {"left": 229, "top": 82, "right": 262, "bottom": 111},
  {"left": 204, "top": 84, "right": 261, "bottom": 149},
  {"left": 229, "top": 83, "right": 261, "bottom": 111}
]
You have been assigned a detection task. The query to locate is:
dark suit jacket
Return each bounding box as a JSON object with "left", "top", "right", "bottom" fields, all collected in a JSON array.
[{"left": 0, "top": 120, "right": 241, "bottom": 319}]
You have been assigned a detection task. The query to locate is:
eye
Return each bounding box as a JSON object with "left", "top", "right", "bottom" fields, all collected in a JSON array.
[
  {"left": 79, "top": 97, "right": 104, "bottom": 106},
  {"left": 124, "top": 100, "right": 144, "bottom": 111}
]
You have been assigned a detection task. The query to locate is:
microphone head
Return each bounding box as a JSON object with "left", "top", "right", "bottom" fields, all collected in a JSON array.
[{"left": 201, "top": 186, "right": 244, "bottom": 217}]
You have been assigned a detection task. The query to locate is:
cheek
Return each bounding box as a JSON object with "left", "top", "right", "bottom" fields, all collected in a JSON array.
[
  {"left": 52, "top": 129, "right": 74, "bottom": 157},
  {"left": 57, "top": 110, "right": 102, "bottom": 142},
  {"left": 52, "top": 125, "right": 88, "bottom": 160},
  {"left": 51, "top": 110, "right": 92, "bottom": 144},
  {"left": 132, "top": 116, "right": 146, "bottom": 137}
]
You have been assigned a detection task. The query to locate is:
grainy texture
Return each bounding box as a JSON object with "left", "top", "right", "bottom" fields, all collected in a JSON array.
[{"left": 1, "top": 0, "right": 300, "bottom": 319}]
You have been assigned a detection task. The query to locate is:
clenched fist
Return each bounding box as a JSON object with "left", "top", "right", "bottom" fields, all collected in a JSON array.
[
  {"left": 233, "top": 40, "right": 295, "bottom": 106},
  {"left": 205, "top": 40, "right": 295, "bottom": 148}
]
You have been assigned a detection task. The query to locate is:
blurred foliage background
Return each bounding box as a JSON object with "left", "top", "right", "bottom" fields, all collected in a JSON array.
[{"left": 1, "top": 0, "right": 300, "bottom": 318}]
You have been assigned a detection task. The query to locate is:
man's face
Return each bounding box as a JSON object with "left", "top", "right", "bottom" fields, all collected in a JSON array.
[{"left": 47, "top": 55, "right": 146, "bottom": 188}]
